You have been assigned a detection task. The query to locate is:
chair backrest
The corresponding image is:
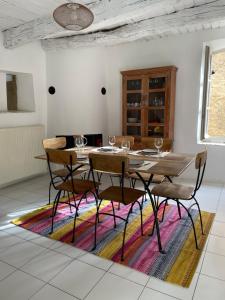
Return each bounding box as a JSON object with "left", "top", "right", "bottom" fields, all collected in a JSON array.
[
  {"left": 43, "top": 137, "right": 66, "bottom": 150},
  {"left": 141, "top": 137, "right": 173, "bottom": 151},
  {"left": 46, "top": 149, "right": 78, "bottom": 189},
  {"left": 46, "top": 149, "right": 77, "bottom": 166},
  {"left": 195, "top": 150, "right": 207, "bottom": 169},
  {"left": 89, "top": 153, "right": 128, "bottom": 175},
  {"left": 115, "top": 136, "right": 135, "bottom": 148},
  {"left": 194, "top": 150, "right": 207, "bottom": 192}
]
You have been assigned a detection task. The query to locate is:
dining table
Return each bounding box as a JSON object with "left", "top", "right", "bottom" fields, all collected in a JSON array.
[{"left": 35, "top": 146, "right": 195, "bottom": 253}]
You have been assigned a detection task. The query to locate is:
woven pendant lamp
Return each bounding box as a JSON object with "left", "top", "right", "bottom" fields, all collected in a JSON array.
[{"left": 53, "top": 2, "right": 94, "bottom": 31}]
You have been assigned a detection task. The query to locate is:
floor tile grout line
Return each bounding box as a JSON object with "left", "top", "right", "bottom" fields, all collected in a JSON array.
[
  {"left": 205, "top": 248, "right": 225, "bottom": 258},
  {"left": 137, "top": 273, "right": 152, "bottom": 300},
  {"left": 200, "top": 271, "right": 225, "bottom": 282},
  {"left": 107, "top": 269, "right": 148, "bottom": 288},
  {"left": 82, "top": 270, "right": 107, "bottom": 300},
  {"left": 144, "top": 286, "right": 182, "bottom": 300},
  {"left": 191, "top": 263, "right": 202, "bottom": 299},
  {"left": 199, "top": 272, "right": 225, "bottom": 282}
]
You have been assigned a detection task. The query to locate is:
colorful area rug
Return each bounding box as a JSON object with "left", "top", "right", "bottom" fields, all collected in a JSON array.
[{"left": 12, "top": 194, "right": 214, "bottom": 287}]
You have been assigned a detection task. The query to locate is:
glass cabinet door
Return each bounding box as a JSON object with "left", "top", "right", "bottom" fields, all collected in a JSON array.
[
  {"left": 124, "top": 78, "right": 143, "bottom": 137},
  {"left": 147, "top": 76, "right": 167, "bottom": 137}
]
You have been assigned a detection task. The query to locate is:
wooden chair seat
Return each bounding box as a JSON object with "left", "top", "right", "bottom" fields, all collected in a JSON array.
[
  {"left": 99, "top": 186, "right": 145, "bottom": 205},
  {"left": 56, "top": 179, "right": 99, "bottom": 194},
  {"left": 128, "top": 172, "right": 165, "bottom": 184},
  {"left": 152, "top": 182, "right": 194, "bottom": 200},
  {"left": 53, "top": 166, "right": 89, "bottom": 178}
]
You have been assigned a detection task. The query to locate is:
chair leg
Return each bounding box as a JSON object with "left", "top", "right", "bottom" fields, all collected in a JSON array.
[
  {"left": 50, "top": 190, "right": 61, "bottom": 234},
  {"left": 131, "top": 178, "right": 136, "bottom": 188},
  {"left": 178, "top": 201, "right": 199, "bottom": 249},
  {"left": 121, "top": 203, "right": 135, "bottom": 261},
  {"left": 92, "top": 199, "right": 103, "bottom": 251},
  {"left": 177, "top": 200, "right": 182, "bottom": 219},
  {"left": 48, "top": 181, "right": 52, "bottom": 205},
  {"left": 160, "top": 199, "right": 167, "bottom": 223},
  {"left": 193, "top": 196, "right": 204, "bottom": 235},
  {"left": 85, "top": 192, "right": 88, "bottom": 203},
  {"left": 71, "top": 194, "right": 85, "bottom": 243},
  {"left": 111, "top": 201, "right": 117, "bottom": 228},
  {"left": 138, "top": 199, "right": 144, "bottom": 236},
  {"left": 149, "top": 198, "right": 167, "bottom": 236},
  {"left": 67, "top": 192, "right": 72, "bottom": 213},
  {"left": 144, "top": 193, "right": 147, "bottom": 202}
]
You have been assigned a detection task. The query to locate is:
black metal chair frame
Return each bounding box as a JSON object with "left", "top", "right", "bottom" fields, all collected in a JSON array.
[
  {"left": 89, "top": 157, "right": 145, "bottom": 261},
  {"left": 47, "top": 164, "right": 87, "bottom": 205},
  {"left": 151, "top": 157, "right": 206, "bottom": 249},
  {"left": 46, "top": 152, "right": 98, "bottom": 242}
]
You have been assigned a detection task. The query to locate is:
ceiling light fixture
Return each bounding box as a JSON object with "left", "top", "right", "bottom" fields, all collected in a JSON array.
[{"left": 53, "top": 2, "right": 94, "bottom": 31}]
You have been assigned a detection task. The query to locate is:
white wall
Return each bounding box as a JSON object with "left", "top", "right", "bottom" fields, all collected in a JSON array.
[
  {"left": 46, "top": 27, "right": 225, "bottom": 182},
  {"left": 0, "top": 32, "right": 47, "bottom": 129},
  {"left": 46, "top": 47, "right": 107, "bottom": 141},
  {"left": 104, "top": 28, "right": 225, "bottom": 182},
  {"left": 0, "top": 33, "right": 47, "bottom": 185}
]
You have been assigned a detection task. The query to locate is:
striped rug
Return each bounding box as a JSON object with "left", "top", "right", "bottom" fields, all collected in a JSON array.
[{"left": 12, "top": 194, "right": 214, "bottom": 287}]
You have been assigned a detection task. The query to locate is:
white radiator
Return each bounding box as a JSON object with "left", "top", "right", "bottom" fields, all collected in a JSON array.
[{"left": 0, "top": 125, "right": 46, "bottom": 187}]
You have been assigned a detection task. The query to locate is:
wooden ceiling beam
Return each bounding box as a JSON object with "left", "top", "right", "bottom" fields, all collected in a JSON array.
[
  {"left": 3, "top": 0, "right": 215, "bottom": 49},
  {"left": 41, "top": 0, "right": 225, "bottom": 50}
]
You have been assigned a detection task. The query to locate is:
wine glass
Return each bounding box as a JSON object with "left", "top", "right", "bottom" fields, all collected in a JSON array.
[
  {"left": 108, "top": 136, "right": 116, "bottom": 149},
  {"left": 121, "top": 140, "right": 130, "bottom": 153},
  {"left": 154, "top": 138, "right": 163, "bottom": 154},
  {"left": 81, "top": 136, "right": 87, "bottom": 149},
  {"left": 75, "top": 136, "right": 83, "bottom": 152}
]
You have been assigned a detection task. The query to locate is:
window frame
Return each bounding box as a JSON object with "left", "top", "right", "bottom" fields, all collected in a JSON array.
[{"left": 198, "top": 42, "right": 225, "bottom": 145}]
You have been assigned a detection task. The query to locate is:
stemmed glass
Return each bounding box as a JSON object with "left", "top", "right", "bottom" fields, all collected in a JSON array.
[
  {"left": 108, "top": 136, "right": 116, "bottom": 150},
  {"left": 154, "top": 138, "right": 163, "bottom": 154},
  {"left": 75, "top": 136, "right": 87, "bottom": 152},
  {"left": 121, "top": 140, "right": 130, "bottom": 153}
]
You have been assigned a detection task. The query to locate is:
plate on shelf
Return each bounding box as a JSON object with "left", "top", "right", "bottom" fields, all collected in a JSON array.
[{"left": 127, "top": 118, "right": 137, "bottom": 123}]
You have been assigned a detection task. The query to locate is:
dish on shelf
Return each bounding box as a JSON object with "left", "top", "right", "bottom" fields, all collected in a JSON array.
[{"left": 127, "top": 117, "right": 137, "bottom": 123}]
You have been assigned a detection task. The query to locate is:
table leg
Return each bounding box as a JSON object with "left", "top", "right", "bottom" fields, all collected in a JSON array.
[{"left": 135, "top": 172, "right": 164, "bottom": 253}]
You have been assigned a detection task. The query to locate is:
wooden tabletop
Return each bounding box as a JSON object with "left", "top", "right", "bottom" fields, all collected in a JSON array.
[{"left": 35, "top": 147, "right": 195, "bottom": 178}]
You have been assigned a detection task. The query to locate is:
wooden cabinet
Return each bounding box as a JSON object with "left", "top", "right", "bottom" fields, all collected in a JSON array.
[{"left": 121, "top": 66, "right": 177, "bottom": 139}]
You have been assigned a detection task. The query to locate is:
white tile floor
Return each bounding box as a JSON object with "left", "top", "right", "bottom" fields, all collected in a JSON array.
[{"left": 0, "top": 174, "right": 225, "bottom": 300}]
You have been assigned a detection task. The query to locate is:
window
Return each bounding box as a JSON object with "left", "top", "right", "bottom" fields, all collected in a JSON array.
[{"left": 199, "top": 40, "right": 225, "bottom": 144}]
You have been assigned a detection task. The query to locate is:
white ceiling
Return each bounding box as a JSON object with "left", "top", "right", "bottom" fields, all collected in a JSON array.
[
  {"left": 0, "top": 0, "right": 65, "bottom": 30},
  {"left": 1, "top": 0, "right": 225, "bottom": 50}
]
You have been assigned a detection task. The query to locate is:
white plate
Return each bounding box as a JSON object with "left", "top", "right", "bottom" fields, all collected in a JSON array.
[
  {"left": 97, "top": 146, "right": 119, "bottom": 152},
  {"left": 129, "top": 159, "right": 143, "bottom": 166},
  {"left": 142, "top": 149, "right": 158, "bottom": 154},
  {"left": 77, "top": 155, "right": 87, "bottom": 160}
]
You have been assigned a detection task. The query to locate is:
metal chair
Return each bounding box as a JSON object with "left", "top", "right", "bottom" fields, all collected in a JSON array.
[
  {"left": 43, "top": 137, "right": 89, "bottom": 204},
  {"left": 151, "top": 150, "right": 207, "bottom": 249},
  {"left": 89, "top": 153, "right": 146, "bottom": 261},
  {"left": 46, "top": 148, "right": 99, "bottom": 241},
  {"left": 128, "top": 137, "right": 173, "bottom": 188}
]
